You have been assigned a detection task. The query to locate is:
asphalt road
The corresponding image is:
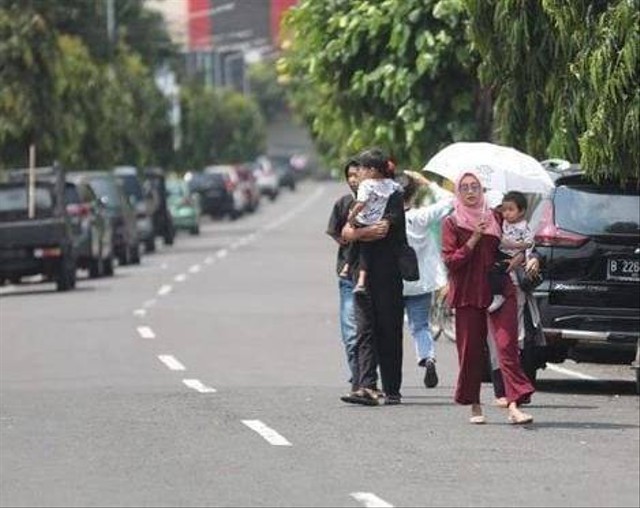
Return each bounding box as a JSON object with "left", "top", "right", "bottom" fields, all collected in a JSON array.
[{"left": 1, "top": 180, "right": 638, "bottom": 508}]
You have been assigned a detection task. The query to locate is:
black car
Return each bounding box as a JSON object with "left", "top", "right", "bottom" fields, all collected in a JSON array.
[
  {"left": 270, "top": 154, "right": 297, "bottom": 191},
  {"left": 64, "top": 181, "right": 114, "bottom": 278},
  {"left": 186, "top": 171, "right": 235, "bottom": 219},
  {"left": 529, "top": 171, "right": 640, "bottom": 391},
  {"left": 69, "top": 172, "right": 140, "bottom": 266}
]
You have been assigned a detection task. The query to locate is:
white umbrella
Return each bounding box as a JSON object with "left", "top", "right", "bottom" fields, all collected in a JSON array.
[{"left": 422, "top": 142, "right": 554, "bottom": 195}]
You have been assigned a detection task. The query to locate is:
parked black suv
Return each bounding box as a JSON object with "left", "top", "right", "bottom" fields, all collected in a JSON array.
[{"left": 529, "top": 171, "right": 640, "bottom": 391}]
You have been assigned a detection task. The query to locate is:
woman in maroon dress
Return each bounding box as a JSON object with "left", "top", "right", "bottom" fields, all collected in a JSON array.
[{"left": 442, "top": 171, "right": 534, "bottom": 424}]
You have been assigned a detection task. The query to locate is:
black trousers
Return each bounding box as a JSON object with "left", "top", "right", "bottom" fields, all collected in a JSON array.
[{"left": 353, "top": 272, "right": 404, "bottom": 396}]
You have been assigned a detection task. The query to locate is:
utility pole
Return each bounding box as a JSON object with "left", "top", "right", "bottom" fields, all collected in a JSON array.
[{"left": 106, "top": 0, "right": 116, "bottom": 59}]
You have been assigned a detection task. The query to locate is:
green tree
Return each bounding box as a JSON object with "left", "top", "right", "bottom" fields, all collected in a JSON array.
[
  {"left": 247, "top": 60, "right": 289, "bottom": 122},
  {"left": 179, "top": 83, "right": 266, "bottom": 170},
  {"left": 0, "top": 7, "right": 58, "bottom": 167},
  {"left": 280, "top": 0, "right": 485, "bottom": 169},
  {"left": 465, "top": 0, "right": 639, "bottom": 183}
]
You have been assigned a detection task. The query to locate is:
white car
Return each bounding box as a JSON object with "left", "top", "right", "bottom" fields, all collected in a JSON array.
[{"left": 253, "top": 156, "right": 280, "bottom": 201}]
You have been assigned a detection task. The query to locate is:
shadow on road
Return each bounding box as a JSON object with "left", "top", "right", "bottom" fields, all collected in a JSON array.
[
  {"left": 536, "top": 378, "right": 638, "bottom": 396},
  {"left": 526, "top": 421, "right": 638, "bottom": 431},
  {"left": 0, "top": 285, "right": 97, "bottom": 298}
]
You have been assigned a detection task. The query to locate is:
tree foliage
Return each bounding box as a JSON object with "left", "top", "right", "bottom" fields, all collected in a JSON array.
[
  {"left": 247, "top": 60, "right": 289, "bottom": 122},
  {"left": 179, "top": 84, "right": 266, "bottom": 170},
  {"left": 465, "top": 0, "right": 639, "bottom": 183},
  {"left": 280, "top": 0, "right": 485, "bottom": 169}
]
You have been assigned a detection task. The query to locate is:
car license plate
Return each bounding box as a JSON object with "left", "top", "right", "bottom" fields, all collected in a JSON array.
[{"left": 607, "top": 257, "right": 640, "bottom": 281}]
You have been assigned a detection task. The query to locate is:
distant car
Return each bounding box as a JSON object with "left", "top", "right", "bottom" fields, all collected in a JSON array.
[
  {"left": 269, "top": 154, "right": 297, "bottom": 191},
  {"left": 113, "top": 166, "right": 155, "bottom": 253},
  {"left": 185, "top": 171, "right": 231, "bottom": 219},
  {"left": 166, "top": 178, "right": 201, "bottom": 235},
  {"left": 253, "top": 156, "right": 280, "bottom": 200},
  {"left": 69, "top": 172, "right": 140, "bottom": 266},
  {"left": 143, "top": 168, "right": 175, "bottom": 246},
  {"left": 64, "top": 180, "right": 114, "bottom": 278},
  {"left": 529, "top": 171, "right": 640, "bottom": 392},
  {"left": 235, "top": 163, "right": 261, "bottom": 212},
  {"left": 202, "top": 165, "right": 248, "bottom": 219}
]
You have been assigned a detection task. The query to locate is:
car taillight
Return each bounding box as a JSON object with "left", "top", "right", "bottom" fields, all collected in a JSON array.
[
  {"left": 534, "top": 200, "right": 589, "bottom": 248},
  {"left": 66, "top": 203, "right": 91, "bottom": 218},
  {"left": 225, "top": 180, "right": 235, "bottom": 193}
]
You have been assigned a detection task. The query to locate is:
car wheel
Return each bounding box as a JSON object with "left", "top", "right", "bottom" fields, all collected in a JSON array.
[
  {"left": 88, "top": 257, "right": 103, "bottom": 279},
  {"left": 103, "top": 256, "right": 114, "bottom": 276},
  {"left": 163, "top": 229, "right": 175, "bottom": 246},
  {"left": 145, "top": 237, "right": 156, "bottom": 253},
  {"left": 56, "top": 253, "right": 76, "bottom": 291},
  {"left": 189, "top": 224, "right": 200, "bottom": 236},
  {"left": 130, "top": 242, "right": 141, "bottom": 265}
]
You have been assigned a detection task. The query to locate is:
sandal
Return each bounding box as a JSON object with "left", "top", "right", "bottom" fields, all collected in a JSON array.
[
  {"left": 508, "top": 412, "right": 533, "bottom": 425},
  {"left": 469, "top": 415, "right": 486, "bottom": 424},
  {"left": 493, "top": 397, "right": 509, "bottom": 408}
]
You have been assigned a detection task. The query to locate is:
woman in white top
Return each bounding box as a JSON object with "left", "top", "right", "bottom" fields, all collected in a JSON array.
[{"left": 399, "top": 171, "right": 453, "bottom": 388}]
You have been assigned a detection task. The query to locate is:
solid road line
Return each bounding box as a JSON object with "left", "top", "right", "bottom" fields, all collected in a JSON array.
[
  {"left": 350, "top": 492, "right": 394, "bottom": 508},
  {"left": 241, "top": 420, "right": 292, "bottom": 446},
  {"left": 546, "top": 363, "right": 598, "bottom": 380}
]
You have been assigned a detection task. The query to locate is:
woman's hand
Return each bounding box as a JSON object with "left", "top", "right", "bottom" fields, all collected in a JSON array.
[
  {"left": 341, "top": 220, "right": 389, "bottom": 243},
  {"left": 524, "top": 257, "right": 540, "bottom": 276},
  {"left": 466, "top": 219, "right": 486, "bottom": 249}
]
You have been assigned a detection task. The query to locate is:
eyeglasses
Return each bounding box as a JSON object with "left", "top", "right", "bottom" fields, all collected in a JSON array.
[{"left": 459, "top": 183, "right": 481, "bottom": 193}]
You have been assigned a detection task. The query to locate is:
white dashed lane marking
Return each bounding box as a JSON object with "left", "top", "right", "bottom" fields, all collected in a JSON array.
[
  {"left": 241, "top": 420, "right": 292, "bottom": 446},
  {"left": 182, "top": 379, "right": 217, "bottom": 393},
  {"left": 350, "top": 492, "right": 394, "bottom": 507},
  {"left": 158, "top": 285, "right": 172, "bottom": 296},
  {"left": 157, "top": 355, "right": 186, "bottom": 371},
  {"left": 174, "top": 274, "right": 187, "bottom": 282},
  {"left": 136, "top": 326, "right": 156, "bottom": 339},
  {"left": 188, "top": 264, "right": 201, "bottom": 274}
]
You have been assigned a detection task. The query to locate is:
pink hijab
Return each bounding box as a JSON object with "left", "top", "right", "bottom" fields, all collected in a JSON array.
[{"left": 452, "top": 171, "right": 501, "bottom": 239}]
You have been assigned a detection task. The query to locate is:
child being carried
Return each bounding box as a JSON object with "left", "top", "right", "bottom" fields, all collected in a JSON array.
[
  {"left": 339, "top": 162, "right": 401, "bottom": 295},
  {"left": 488, "top": 190, "right": 534, "bottom": 313}
]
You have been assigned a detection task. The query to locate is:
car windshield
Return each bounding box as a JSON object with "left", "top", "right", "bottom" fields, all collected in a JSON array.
[
  {"left": 116, "top": 175, "right": 144, "bottom": 202},
  {"left": 166, "top": 180, "right": 185, "bottom": 197},
  {"left": 555, "top": 185, "right": 640, "bottom": 236},
  {"left": 89, "top": 177, "right": 121, "bottom": 208}
]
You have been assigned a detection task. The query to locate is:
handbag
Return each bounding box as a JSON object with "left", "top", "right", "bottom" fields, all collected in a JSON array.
[{"left": 397, "top": 243, "right": 420, "bottom": 281}]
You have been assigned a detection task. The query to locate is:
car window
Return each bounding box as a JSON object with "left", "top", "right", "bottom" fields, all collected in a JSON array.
[
  {"left": 0, "top": 186, "right": 53, "bottom": 212},
  {"left": 64, "top": 184, "right": 81, "bottom": 205},
  {"left": 554, "top": 184, "right": 640, "bottom": 236},
  {"left": 116, "top": 175, "right": 144, "bottom": 201}
]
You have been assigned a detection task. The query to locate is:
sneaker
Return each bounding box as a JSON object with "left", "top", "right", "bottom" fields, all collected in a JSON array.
[
  {"left": 340, "top": 388, "right": 380, "bottom": 406},
  {"left": 384, "top": 394, "right": 402, "bottom": 405},
  {"left": 488, "top": 295, "right": 505, "bottom": 313},
  {"left": 424, "top": 359, "right": 438, "bottom": 388},
  {"left": 352, "top": 284, "right": 367, "bottom": 295}
]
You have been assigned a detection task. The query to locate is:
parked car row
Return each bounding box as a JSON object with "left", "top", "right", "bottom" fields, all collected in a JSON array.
[
  {"left": 184, "top": 154, "right": 301, "bottom": 220},
  {"left": 0, "top": 154, "right": 306, "bottom": 291}
]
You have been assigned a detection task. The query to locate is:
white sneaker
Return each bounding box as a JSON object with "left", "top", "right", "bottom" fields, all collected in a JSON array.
[{"left": 488, "top": 295, "right": 505, "bottom": 313}]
